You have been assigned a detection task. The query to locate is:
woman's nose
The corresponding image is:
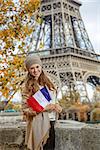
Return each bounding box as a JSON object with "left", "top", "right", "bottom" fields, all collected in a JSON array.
[{"left": 34, "top": 68, "right": 38, "bottom": 72}]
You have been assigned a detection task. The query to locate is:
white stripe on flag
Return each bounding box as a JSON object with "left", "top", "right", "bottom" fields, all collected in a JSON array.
[{"left": 33, "top": 90, "right": 49, "bottom": 108}]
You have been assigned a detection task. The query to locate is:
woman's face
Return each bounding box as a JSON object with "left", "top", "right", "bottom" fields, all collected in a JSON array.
[{"left": 29, "top": 64, "right": 42, "bottom": 80}]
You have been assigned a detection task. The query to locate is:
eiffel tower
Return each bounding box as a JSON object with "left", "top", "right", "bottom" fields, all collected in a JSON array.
[{"left": 29, "top": 0, "right": 100, "bottom": 102}]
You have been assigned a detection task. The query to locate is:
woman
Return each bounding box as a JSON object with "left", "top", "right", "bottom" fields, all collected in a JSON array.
[{"left": 21, "top": 54, "right": 62, "bottom": 150}]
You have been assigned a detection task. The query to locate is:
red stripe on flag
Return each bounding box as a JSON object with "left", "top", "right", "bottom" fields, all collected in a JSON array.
[{"left": 27, "top": 96, "right": 44, "bottom": 112}]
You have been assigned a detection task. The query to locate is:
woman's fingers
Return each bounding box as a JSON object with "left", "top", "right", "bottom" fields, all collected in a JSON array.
[
  {"left": 49, "top": 104, "right": 55, "bottom": 110},
  {"left": 44, "top": 104, "right": 62, "bottom": 113},
  {"left": 44, "top": 104, "right": 55, "bottom": 111},
  {"left": 55, "top": 104, "right": 62, "bottom": 113}
]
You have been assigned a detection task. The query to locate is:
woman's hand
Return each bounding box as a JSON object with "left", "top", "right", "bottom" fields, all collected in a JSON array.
[
  {"left": 44, "top": 103, "right": 62, "bottom": 113},
  {"left": 54, "top": 104, "right": 62, "bottom": 113},
  {"left": 44, "top": 104, "right": 55, "bottom": 112}
]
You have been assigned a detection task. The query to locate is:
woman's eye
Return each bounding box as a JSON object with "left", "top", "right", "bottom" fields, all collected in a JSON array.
[
  {"left": 30, "top": 67, "right": 34, "bottom": 70},
  {"left": 36, "top": 66, "right": 39, "bottom": 68}
]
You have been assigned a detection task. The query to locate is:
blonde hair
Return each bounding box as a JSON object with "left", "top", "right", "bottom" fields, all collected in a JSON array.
[{"left": 24, "top": 70, "right": 56, "bottom": 95}]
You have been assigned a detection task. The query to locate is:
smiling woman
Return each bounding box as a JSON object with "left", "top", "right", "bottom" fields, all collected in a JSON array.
[{"left": 21, "top": 54, "right": 62, "bottom": 150}]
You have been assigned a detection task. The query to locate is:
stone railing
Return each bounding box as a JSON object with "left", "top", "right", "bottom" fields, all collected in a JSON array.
[{"left": 0, "top": 113, "right": 100, "bottom": 150}]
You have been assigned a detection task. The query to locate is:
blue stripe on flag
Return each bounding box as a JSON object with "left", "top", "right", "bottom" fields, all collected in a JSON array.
[{"left": 40, "top": 87, "right": 51, "bottom": 102}]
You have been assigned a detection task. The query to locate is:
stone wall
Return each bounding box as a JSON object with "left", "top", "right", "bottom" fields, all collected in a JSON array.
[
  {"left": 0, "top": 113, "right": 100, "bottom": 150},
  {"left": 0, "top": 113, "right": 26, "bottom": 150},
  {"left": 55, "top": 120, "right": 100, "bottom": 150}
]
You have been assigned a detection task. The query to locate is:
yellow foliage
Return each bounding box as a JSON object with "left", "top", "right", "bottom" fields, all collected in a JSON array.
[
  {"left": 13, "top": 104, "right": 21, "bottom": 111},
  {"left": 39, "top": 42, "right": 44, "bottom": 49},
  {"left": 0, "top": 0, "right": 41, "bottom": 104},
  {"left": 91, "top": 108, "right": 100, "bottom": 121},
  {"left": 93, "top": 102, "right": 100, "bottom": 108}
]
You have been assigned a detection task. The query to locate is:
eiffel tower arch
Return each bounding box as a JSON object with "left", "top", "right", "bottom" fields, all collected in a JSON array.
[{"left": 28, "top": 0, "right": 100, "bottom": 102}]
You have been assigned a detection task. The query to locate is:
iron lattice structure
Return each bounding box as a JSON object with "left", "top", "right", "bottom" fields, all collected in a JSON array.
[{"left": 28, "top": 0, "right": 100, "bottom": 102}]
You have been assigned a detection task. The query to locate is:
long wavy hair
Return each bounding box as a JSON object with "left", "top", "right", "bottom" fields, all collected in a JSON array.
[{"left": 24, "top": 70, "right": 56, "bottom": 95}]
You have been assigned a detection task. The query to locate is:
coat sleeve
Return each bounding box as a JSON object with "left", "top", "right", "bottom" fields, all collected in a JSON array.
[{"left": 21, "top": 83, "right": 36, "bottom": 116}]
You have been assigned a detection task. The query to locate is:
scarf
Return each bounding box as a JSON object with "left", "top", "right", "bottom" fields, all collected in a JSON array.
[{"left": 25, "top": 112, "right": 50, "bottom": 150}]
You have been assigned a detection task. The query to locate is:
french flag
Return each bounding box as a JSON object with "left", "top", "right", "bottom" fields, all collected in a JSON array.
[{"left": 27, "top": 86, "right": 52, "bottom": 112}]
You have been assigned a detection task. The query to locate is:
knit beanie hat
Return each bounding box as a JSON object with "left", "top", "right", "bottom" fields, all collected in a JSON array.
[{"left": 25, "top": 54, "right": 42, "bottom": 70}]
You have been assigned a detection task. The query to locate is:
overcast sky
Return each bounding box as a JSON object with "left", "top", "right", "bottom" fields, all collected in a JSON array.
[{"left": 80, "top": 0, "right": 100, "bottom": 54}]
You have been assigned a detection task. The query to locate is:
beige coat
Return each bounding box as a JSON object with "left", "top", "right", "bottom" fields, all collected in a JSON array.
[{"left": 21, "top": 84, "right": 50, "bottom": 150}]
